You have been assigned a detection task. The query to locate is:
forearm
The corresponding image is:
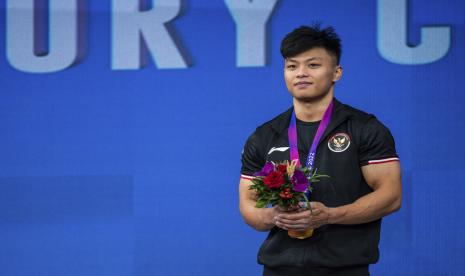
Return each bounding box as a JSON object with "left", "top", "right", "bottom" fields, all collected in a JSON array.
[
  {"left": 240, "top": 200, "right": 275, "bottom": 231},
  {"left": 327, "top": 187, "right": 401, "bottom": 225}
]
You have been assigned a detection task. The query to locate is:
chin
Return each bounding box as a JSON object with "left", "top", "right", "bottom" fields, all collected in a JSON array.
[{"left": 294, "top": 94, "right": 327, "bottom": 103}]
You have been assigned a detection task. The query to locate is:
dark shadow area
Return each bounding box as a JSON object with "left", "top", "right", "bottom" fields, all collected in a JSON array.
[
  {"left": 33, "top": 0, "right": 49, "bottom": 56},
  {"left": 74, "top": 0, "right": 88, "bottom": 66}
]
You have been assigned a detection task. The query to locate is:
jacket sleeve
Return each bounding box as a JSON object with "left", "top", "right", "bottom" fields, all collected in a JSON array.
[
  {"left": 358, "top": 117, "right": 399, "bottom": 166},
  {"left": 240, "top": 131, "right": 266, "bottom": 176}
]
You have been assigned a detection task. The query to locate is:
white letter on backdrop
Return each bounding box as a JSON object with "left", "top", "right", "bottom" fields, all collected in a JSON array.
[
  {"left": 112, "top": 0, "right": 189, "bottom": 70},
  {"left": 377, "top": 0, "right": 451, "bottom": 65},
  {"left": 225, "top": 0, "right": 278, "bottom": 67},
  {"left": 7, "top": 0, "right": 80, "bottom": 73}
]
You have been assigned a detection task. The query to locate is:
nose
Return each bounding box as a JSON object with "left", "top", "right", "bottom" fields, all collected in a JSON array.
[{"left": 296, "top": 65, "right": 309, "bottom": 78}]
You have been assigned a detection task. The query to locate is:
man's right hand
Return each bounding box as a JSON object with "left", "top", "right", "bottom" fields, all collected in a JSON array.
[{"left": 239, "top": 178, "right": 278, "bottom": 231}]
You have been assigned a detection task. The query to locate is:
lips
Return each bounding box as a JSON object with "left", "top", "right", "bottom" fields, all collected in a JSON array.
[{"left": 294, "top": 81, "right": 313, "bottom": 87}]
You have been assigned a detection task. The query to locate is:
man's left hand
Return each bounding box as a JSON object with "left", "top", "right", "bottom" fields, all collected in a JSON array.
[{"left": 274, "top": 202, "right": 330, "bottom": 231}]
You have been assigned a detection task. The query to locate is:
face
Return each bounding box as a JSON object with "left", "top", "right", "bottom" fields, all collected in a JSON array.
[{"left": 284, "top": 47, "right": 342, "bottom": 102}]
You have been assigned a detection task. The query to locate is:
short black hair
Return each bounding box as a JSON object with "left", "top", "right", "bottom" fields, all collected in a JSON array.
[{"left": 280, "top": 24, "right": 342, "bottom": 64}]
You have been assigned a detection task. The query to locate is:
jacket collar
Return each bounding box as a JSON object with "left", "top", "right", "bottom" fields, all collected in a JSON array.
[{"left": 270, "top": 98, "right": 352, "bottom": 145}]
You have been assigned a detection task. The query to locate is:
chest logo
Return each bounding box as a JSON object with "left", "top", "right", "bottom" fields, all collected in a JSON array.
[
  {"left": 328, "top": 133, "right": 351, "bottom": 153},
  {"left": 267, "top": 147, "right": 289, "bottom": 155}
]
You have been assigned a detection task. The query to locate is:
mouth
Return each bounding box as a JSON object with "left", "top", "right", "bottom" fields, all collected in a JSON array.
[{"left": 294, "top": 81, "right": 313, "bottom": 88}]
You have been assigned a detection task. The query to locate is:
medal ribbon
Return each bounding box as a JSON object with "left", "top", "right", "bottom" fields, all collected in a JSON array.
[{"left": 288, "top": 100, "right": 334, "bottom": 170}]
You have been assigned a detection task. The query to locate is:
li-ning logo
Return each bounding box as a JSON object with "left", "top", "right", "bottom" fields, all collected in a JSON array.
[
  {"left": 328, "top": 133, "right": 351, "bottom": 153},
  {"left": 267, "top": 147, "right": 289, "bottom": 155}
]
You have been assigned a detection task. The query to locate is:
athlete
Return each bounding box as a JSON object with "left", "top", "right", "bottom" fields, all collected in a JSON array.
[{"left": 239, "top": 25, "right": 402, "bottom": 276}]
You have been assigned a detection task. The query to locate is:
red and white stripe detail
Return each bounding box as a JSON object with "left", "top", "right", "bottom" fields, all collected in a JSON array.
[
  {"left": 240, "top": 174, "right": 255, "bottom": 181},
  {"left": 368, "top": 157, "right": 400, "bottom": 165}
]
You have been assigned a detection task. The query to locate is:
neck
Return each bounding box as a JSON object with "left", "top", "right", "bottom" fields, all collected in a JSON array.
[{"left": 293, "top": 92, "right": 334, "bottom": 122}]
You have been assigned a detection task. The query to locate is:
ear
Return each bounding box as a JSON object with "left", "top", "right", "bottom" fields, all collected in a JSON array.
[{"left": 333, "top": 65, "right": 343, "bottom": 82}]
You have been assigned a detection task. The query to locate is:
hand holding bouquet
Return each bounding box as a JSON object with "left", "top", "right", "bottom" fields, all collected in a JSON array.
[{"left": 249, "top": 160, "right": 328, "bottom": 239}]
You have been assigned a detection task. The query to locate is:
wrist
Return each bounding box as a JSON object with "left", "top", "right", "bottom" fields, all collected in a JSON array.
[
  {"left": 327, "top": 206, "right": 345, "bottom": 224},
  {"left": 260, "top": 207, "right": 276, "bottom": 230}
]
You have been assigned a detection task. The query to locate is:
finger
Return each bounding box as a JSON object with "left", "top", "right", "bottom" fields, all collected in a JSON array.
[
  {"left": 278, "top": 211, "right": 311, "bottom": 220},
  {"left": 277, "top": 222, "right": 308, "bottom": 230},
  {"left": 274, "top": 216, "right": 303, "bottom": 226},
  {"left": 311, "top": 217, "right": 322, "bottom": 224},
  {"left": 274, "top": 221, "right": 289, "bottom": 230},
  {"left": 276, "top": 217, "right": 308, "bottom": 226},
  {"left": 309, "top": 202, "right": 327, "bottom": 213},
  {"left": 309, "top": 208, "right": 322, "bottom": 216},
  {"left": 309, "top": 214, "right": 330, "bottom": 227},
  {"left": 278, "top": 216, "right": 327, "bottom": 229}
]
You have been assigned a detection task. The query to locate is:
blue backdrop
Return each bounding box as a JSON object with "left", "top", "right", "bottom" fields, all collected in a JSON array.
[{"left": 1, "top": 0, "right": 464, "bottom": 275}]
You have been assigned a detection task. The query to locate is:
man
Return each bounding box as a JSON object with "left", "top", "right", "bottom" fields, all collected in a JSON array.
[{"left": 239, "top": 25, "right": 402, "bottom": 276}]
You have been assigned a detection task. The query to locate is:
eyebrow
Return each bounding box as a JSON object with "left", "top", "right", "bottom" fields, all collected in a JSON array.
[{"left": 286, "top": 57, "right": 323, "bottom": 63}]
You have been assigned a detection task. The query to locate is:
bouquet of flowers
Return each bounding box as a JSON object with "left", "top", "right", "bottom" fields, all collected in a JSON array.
[{"left": 249, "top": 160, "right": 328, "bottom": 239}]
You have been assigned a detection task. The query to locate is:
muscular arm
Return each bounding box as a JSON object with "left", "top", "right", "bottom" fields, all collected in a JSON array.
[
  {"left": 275, "top": 161, "right": 402, "bottom": 230},
  {"left": 239, "top": 178, "right": 277, "bottom": 231},
  {"left": 327, "top": 161, "right": 402, "bottom": 224}
]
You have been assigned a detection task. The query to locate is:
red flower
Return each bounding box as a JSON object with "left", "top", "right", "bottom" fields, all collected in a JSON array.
[
  {"left": 279, "top": 188, "right": 293, "bottom": 199},
  {"left": 277, "top": 164, "right": 287, "bottom": 173},
  {"left": 263, "top": 171, "right": 285, "bottom": 189}
]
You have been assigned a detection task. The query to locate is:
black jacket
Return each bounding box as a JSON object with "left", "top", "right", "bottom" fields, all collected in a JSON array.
[{"left": 240, "top": 99, "right": 399, "bottom": 268}]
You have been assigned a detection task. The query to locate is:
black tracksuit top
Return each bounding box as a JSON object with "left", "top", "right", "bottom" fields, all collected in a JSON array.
[{"left": 240, "top": 99, "right": 399, "bottom": 268}]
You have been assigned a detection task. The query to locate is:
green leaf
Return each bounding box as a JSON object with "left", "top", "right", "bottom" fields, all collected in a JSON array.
[{"left": 256, "top": 198, "right": 268, "bottom": 208}]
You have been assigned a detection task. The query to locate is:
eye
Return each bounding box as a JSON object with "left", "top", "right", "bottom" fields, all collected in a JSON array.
[
  {"left": 308, "top": 63, "right": 321, "bottom": 68},
  {"left": 286, "top": 64, "right": 297, "bottom": 70}
]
